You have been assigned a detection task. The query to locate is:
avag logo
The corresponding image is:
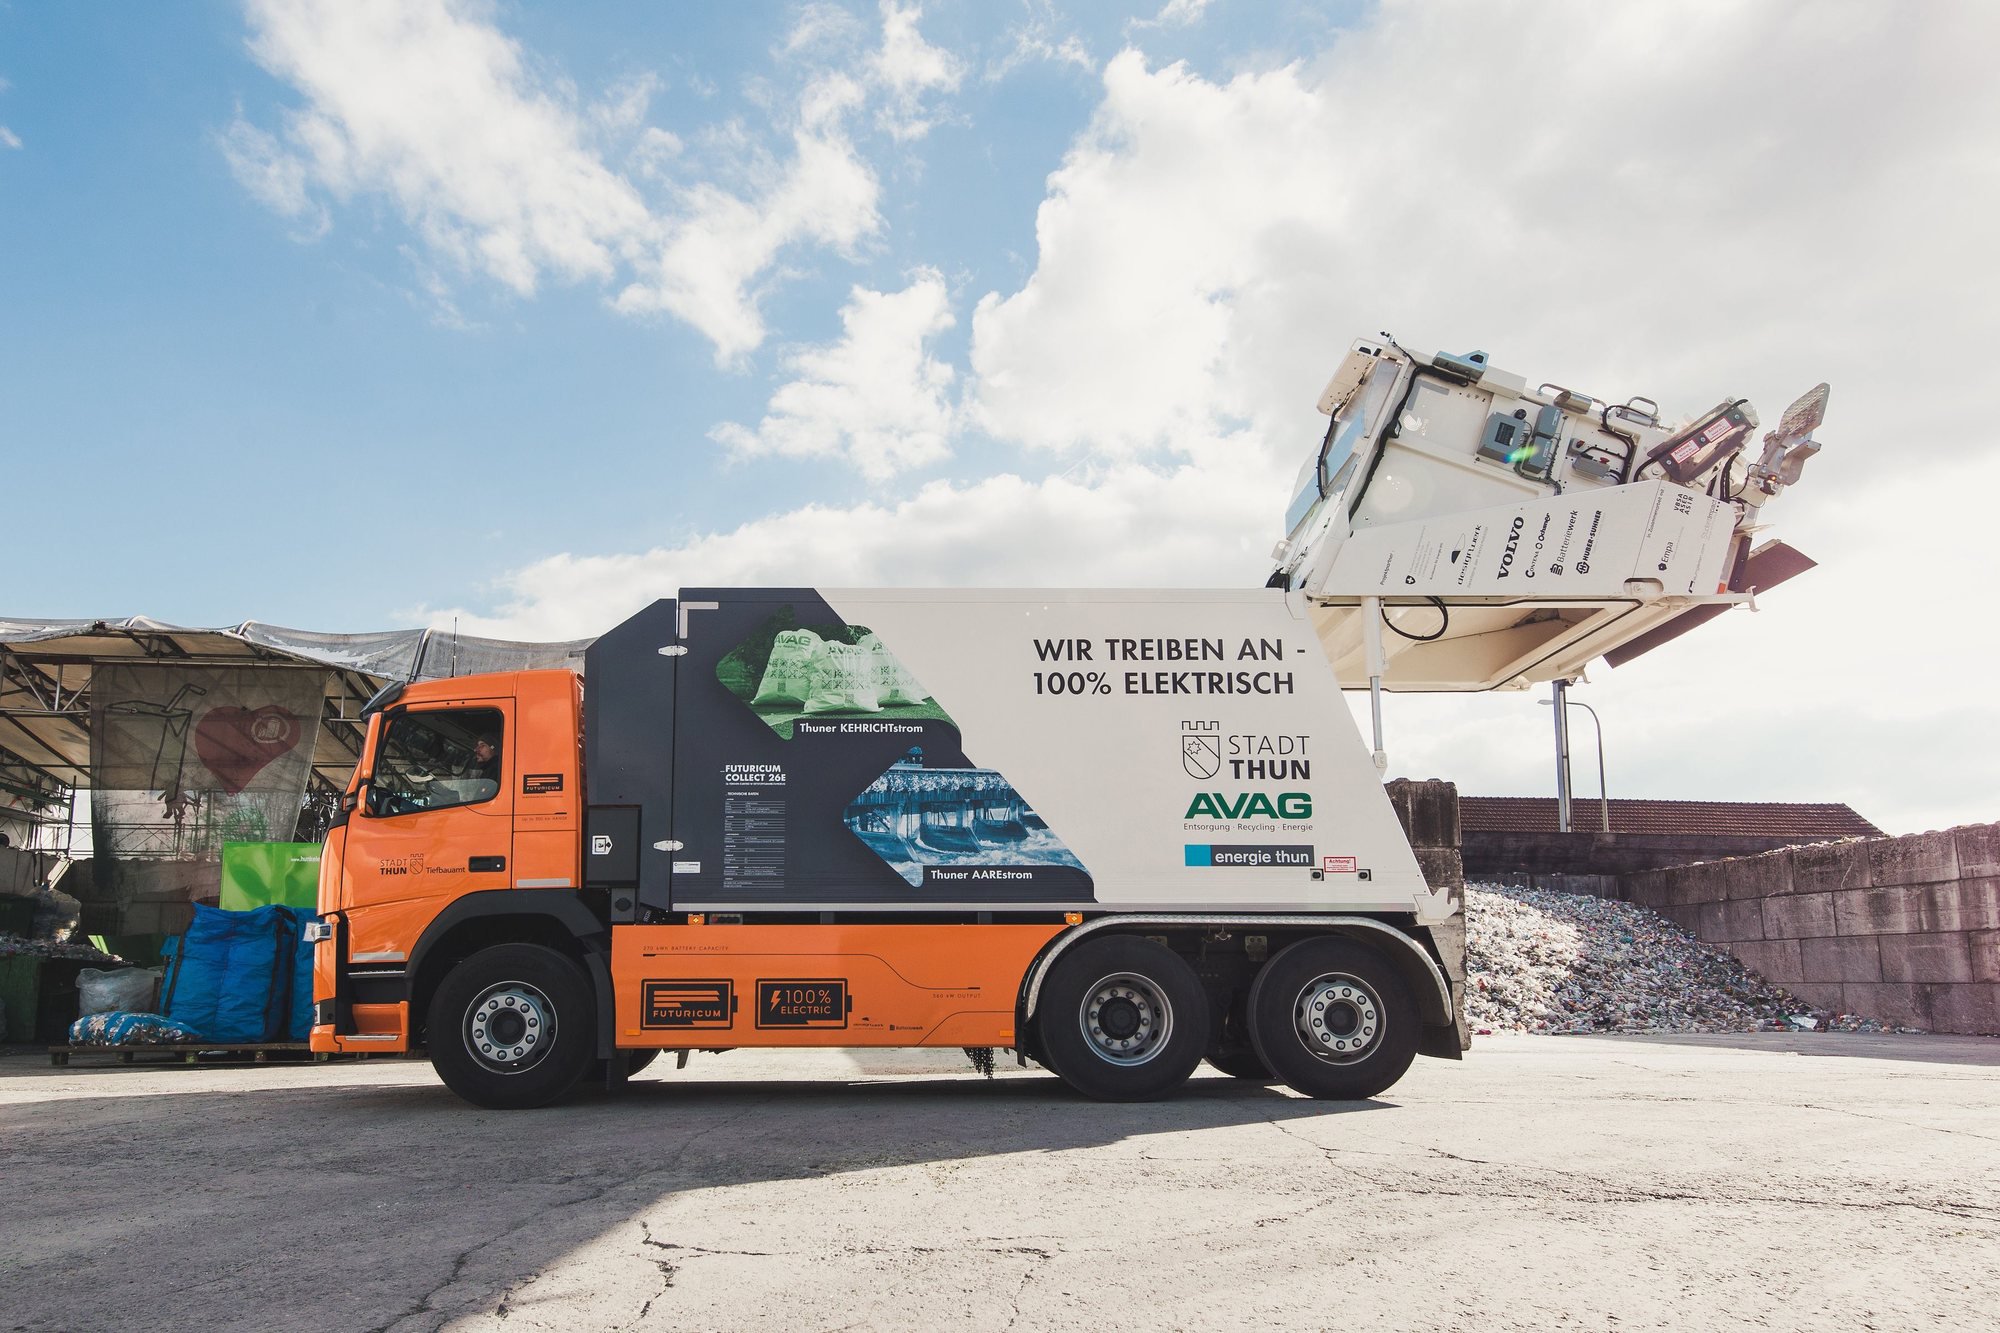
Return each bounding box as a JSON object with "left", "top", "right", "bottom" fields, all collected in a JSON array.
[{"left": 1184, "top": 792, "right": 1312, "bottom": 820}]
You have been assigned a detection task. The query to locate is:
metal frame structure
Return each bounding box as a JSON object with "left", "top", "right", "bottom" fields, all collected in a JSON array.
[{"left": 0, "top": 618, "right": 590, "bottom": 853}]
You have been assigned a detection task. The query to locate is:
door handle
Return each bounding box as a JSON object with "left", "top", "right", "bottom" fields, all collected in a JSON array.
[{"left": 469, "top": 856, "right": 507, "bottom": 873}]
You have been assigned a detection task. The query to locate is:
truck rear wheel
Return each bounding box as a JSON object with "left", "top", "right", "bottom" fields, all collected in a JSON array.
[
  {"left": 429, "top": 944, "right": 596, "bottom": 1109},
  {"left": 1036, "top": 936, "right": 1208, "bottom": 1101},
  {"left": 1247, "top": 937, "right": 1418, "bottom": 1100}
]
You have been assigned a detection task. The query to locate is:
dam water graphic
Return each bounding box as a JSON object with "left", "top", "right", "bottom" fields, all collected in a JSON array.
[{"left": 843, "top": 748, "right": 1083, "bottom": 887}]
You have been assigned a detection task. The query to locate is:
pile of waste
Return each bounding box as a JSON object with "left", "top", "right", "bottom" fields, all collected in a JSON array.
[
  {"left": 1464, "top": 882, "right": 1910, "bottom": 1034},
  {"left": 0, "top": 930, "right": 121, "bottom": 963}
]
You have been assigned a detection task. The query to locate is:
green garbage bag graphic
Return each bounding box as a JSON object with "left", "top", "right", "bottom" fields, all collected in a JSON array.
[
  {"left": 860, "top": 633, "right": 927, "bottom": 706},
  {"left": 718, "top": 609, "right": 954, "bottom": 740},
  {"left": 750, "top": 629, "right": 829, "bottom": 706},
  {"left": 803, "top": 642, "right": 882, "bottom": 714}
]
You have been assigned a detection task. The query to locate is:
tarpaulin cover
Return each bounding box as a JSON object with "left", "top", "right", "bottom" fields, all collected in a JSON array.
[
  {"left": 161, "top": 903, "right": 295, "bottom": 1042},
  {"left": 91, "top": 664, "right": 328, "bottom": 867},
  {"left": 0, "top": 618, "right": 591, "bottom": 682},
  {"left": 0, "top": 617, "right": 594, "bottom": 798},
  {"left": 69, "top": 1011, "right": 204, "bottom": 1045}
]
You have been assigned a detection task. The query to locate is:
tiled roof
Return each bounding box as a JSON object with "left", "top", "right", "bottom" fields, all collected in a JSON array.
[{"left": 1459, "top": 797, "right": 1882, "bottom": 838}]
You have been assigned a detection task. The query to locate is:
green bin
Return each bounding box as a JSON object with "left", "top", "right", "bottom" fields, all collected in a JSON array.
[{"left": 0, "top": 953, "right": 43, "bottom": 1042}]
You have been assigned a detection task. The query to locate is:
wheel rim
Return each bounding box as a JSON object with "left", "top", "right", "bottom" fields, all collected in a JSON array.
[
  {"left": 1078, "top": 971, "right": 1173, "bottom": 1066},
  {"left": 464, "top": 980, "right": 557, "bottom": 1075},
  {"left": 1292, "top": 972, "right": 1382, "bottom": 1064}
]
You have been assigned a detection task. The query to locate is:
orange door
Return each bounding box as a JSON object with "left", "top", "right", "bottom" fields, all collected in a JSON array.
[{"left": 339, "top": 699, "right": 517, "bottom": 963}]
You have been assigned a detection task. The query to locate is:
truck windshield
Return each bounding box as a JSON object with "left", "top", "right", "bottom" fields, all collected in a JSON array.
[
  {"left": 1282, "top": 361, "right": 1398, "bottom": 541},
  {"left": 366, "top": 707, "right": 505, "bottom": 817}
]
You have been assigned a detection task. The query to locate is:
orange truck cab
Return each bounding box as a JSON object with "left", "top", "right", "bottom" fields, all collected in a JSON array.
[{"left": 312, "top": 591, "right": 1467, "bottom": 1109}]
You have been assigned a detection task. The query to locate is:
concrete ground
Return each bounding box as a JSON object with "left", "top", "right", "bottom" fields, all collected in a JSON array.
[{"left": 1, "top": 1035, "right": 1996, "bottom": 1333}]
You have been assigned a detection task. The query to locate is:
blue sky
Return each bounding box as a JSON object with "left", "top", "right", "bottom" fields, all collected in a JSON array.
[
  {"left": 3, "top": 1, "right": 1996, "bottom": 831},
  {"left": 0, "top": 0, "right": 1360, "bottom": 628}
]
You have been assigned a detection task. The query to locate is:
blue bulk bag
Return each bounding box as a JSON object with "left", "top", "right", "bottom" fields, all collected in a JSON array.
[
  {"left": 160, "top": 903, "right": 293, "bottom": 1042},
  {"left": 286, "top": 909, "right": 319, "bottom": 1042}
]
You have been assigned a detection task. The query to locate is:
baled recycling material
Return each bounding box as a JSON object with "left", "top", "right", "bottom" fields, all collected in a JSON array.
[{"left": 69, "top": 1011, "right": 205, "bottom": 1046}]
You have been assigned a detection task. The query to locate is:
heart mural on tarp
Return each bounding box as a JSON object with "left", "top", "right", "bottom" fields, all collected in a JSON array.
[
  {"left": 193, "top": 705, "right": 304, "bottom": 794},
  {"left": 92, "top": 663, "right": 329, "bottom": 867}
]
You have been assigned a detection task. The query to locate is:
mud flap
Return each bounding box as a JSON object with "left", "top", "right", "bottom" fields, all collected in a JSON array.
[{"left": 1420, "top": 914, "right": 1470, "bottom": 1058}]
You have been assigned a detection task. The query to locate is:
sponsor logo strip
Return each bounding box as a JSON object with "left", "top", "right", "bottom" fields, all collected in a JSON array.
[
  {"left": 640, "top": 979, "right": 735, "bottom": 1029},
  {"left": 754, "top": 979, "right": 850, "bottom": 1029},
  {"left": 1184, "top": 844, "right": 1315, "bottom": 868}
]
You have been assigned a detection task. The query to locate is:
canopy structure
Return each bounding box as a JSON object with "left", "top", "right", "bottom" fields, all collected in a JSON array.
[{"left": 0, "top": 617, "right": 590, "bottom": 849}]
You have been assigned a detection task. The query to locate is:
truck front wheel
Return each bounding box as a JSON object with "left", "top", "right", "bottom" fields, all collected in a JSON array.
[
  {"left": 1036, "top": 936, "right": 1209, "bottom": 1101},
  {"left": 429, "top": 944, "right": 596, "bottom": 1109},
  {"left": 1247, "top": 937, "right": 1418, "bottom": 1100}
]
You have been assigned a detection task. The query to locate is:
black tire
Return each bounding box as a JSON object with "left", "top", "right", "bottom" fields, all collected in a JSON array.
[
  {"left": 429, "top": 944, "right": 596, "bottom": 1109},
  {"left": 1035, "top": 936, "right": 1209, "bottom": 1101},
  {"left": 1205, "top": 1044, "right": 1276, "bottom": 1081},
  {"left": 1247, "top": 937, "right": 1418, "bottom": 1100}
]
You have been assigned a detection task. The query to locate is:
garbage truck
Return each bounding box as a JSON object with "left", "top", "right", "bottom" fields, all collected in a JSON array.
[{"left": 309, "top": 335, "right": 1828, "bottom": 1108}]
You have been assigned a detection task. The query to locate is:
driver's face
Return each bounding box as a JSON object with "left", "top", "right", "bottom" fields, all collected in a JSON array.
[{"left": 474, "top": 740, "right": 494, "bottom": 761}]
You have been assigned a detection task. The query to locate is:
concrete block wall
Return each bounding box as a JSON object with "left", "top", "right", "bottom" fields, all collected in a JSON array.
[
  {"left": 1465, "top": 830, "right": 1820, "bottom": 878},
  {"left": 1621, "top": 823, "right": 2000, "bottom": 1035},
  {"left": 1385, "top": 779, "right": 1469, "bottom": 1052}
]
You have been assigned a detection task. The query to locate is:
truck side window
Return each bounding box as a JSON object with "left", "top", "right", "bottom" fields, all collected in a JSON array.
[{"left": 365, "top": 707, "right": 505, "bottom": 818}]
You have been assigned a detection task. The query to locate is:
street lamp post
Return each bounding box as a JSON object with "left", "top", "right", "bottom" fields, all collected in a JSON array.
[
  {"left": 1541, "top": 691, "right": 1609, "bottom": 832},
  {"left": 1550, "top": 679, "right": 1573, "bottom": 832}
]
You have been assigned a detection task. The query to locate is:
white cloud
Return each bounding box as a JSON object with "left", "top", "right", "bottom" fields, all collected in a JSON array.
[
  {"left": 233, "top": 0, "right": 656, "bottom": 295},
  {"left": 970, "top": 50, "right": 1342, "bottom": 457},
  {"left": 970, "top": 3, "right": 2000, "bottom": 462},
  {"left": 225, "top": 0, "right": 948, "bottom": 362},
  {"left": 987, "top": 5, "right": 1094, "bottom": 81},
  {"left": 783, "top": 3, "right": 868, "bottom": 58},
  {"left": 709, "top": 270, "right": 959, "bottom": 480},
  {"left": 871, "top": 1, "right": 965, "bottom": 140},
  {"left": 420, "top": 449, "right": 1286, "bottom": 641},
  {"left": 445, "top": 2, "right": 2000, "bottom": 830},
  {"left": 1138, "top": 0, "right": 1214, "bottom": 29},
  {"left": 610, "top": 73, "right": 882, "bottom": 361},
  {"left": 218, "top": 117, "right": 325, "bottom": 232},
  {"left": 0, "top": 73, "right": 18, "bottom": 151}
]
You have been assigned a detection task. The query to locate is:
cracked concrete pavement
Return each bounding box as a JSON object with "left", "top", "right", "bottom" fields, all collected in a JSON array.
[{"left": 2, "top": 1034, "right": 1996, "bottom": 1332}]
